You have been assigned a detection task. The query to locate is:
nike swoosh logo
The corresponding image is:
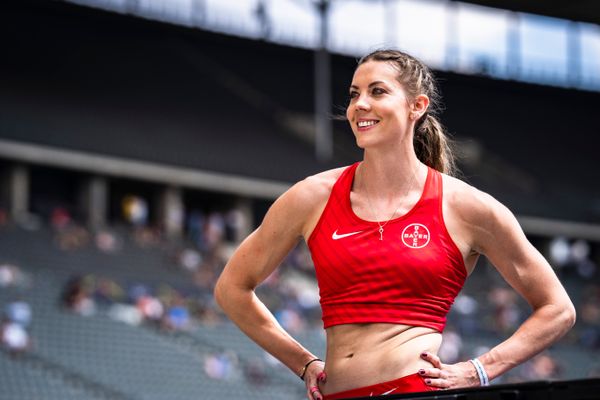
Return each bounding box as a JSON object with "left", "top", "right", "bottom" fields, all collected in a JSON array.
[
  {"left": 380, "top": 387, "right": 398, "bottom": 395},
  {"left": 332, "top": 229, "right": 363, "bottom": 240}
]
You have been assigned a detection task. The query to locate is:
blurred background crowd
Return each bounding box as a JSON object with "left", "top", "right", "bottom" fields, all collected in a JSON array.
[{"left": 1, "top": 0, "right": 599, "bottom": 399}]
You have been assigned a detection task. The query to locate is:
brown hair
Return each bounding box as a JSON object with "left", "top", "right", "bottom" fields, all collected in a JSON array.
[{"left": 357, "top": 49, "right": 457, "bottom": 176}]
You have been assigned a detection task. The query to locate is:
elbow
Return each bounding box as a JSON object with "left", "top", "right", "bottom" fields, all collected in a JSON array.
[
  {"left": 213, "top": 277, "right": 226, "bottom": 310},
  {"left": 213, "top": 274, "right": 251, "bottom": 314},
  {"left": 563, "top": 302, "right": 577, "bottom": 330},
  {"left": 555, "top": 300, "right": 576, "bottom": 335}
]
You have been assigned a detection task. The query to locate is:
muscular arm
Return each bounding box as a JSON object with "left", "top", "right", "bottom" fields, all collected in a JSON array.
[
  {"left": 214, "top": 177, "right": 327, "bottom": 377},
  {"left": 423, "top": 185, "right": 576, "bottom": 388},
  {"left": 466, "top": 190, "right": 576, "bottom": 380}
]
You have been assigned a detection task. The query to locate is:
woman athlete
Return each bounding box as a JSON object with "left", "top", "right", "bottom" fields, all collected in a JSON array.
[{"left": 214, "top": 49, "right": 575, "bottom": 400}]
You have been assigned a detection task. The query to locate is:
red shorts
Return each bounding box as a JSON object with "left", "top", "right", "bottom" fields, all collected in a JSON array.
[{"left": 323, "top": 373, "right": 436, "bottom": 399}]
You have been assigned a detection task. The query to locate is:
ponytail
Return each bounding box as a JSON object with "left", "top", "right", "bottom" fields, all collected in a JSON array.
[{"left": 414, "top": 114, "right": 457, "bottom": 176}]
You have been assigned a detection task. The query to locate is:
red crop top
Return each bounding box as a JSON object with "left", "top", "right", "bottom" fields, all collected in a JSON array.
[{"left": 307, "top": 162, "right": 467, "bottom": 332}]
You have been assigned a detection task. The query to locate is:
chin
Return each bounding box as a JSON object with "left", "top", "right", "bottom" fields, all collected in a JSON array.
[{"left": 354, "top": 135, "right": 381, "bottom": 150}]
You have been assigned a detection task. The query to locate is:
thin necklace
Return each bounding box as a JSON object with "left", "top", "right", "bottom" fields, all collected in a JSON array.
[{"left": 363, "top": 163, "right": 422, "bottom": 241}]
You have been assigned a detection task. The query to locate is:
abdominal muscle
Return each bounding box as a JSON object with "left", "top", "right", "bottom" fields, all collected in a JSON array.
[{"left": 320, "top": 323, "right": 442, "bottom": 395}]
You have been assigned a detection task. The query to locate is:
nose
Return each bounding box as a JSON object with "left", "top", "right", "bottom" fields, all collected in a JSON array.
[{"left": 354, "top": 94, "right": 370, "bottom": 111}]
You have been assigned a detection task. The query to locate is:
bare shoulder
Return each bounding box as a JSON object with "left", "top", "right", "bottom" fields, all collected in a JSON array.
[
  {"left": 269, "top": 166, "right": 348, "bottom": 236},
  {"left": 441, "top": 173, "right": 521, "bottom": 254},
  {"left": 299, "top": 166, "right": 347, "bottom": 198},
  {"left": 441, "top": 174, "right": 500, "bottom": 218}
]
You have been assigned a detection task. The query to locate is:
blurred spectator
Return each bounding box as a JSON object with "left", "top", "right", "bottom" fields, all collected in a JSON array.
[
  {"left": 439, "top": 328, "right": 463, "bottom": 364},
  {"left": 108, "top": 303, "right": 143, "bottom": 326},
  {"left": 1, "top": 317, "right": 31, "bottom": 356},
  {"left": 450, "top": 294, "right": 480, "bottom": 335},
  {"left": 137, "top": 294, "right": 164, "bottom": 324},
  {"left": 275, "top": 306, "right": 305, "bottom": 334},
  {"left": 162, "top": 295, "right": 191, "bottom": 331},
  {"left": 60, "top": 275, "right": 96, "bottom": 316},
  {"left": 5, "top": 298, "right": 32, "bottom": 327},
  {"left": 204, "top": 212, "right": 225, "bottom": 250},
  {"left": 178, "top": 248, "right": 202, "bottom": 272},
  {"left": 55, "top": 225, "right": 90, "bottom": 251},
  {"left": 94, "top": 277, "right": 124, "bottom": 307},
  {"left": 95, "top": 229, "right": 122, "bottom": 253},
  {"left": 0, "top": 264, "right": 17, "bottom": 287},
  {"left": 224, "top": 208, "right": 247, "bottom": 243},
  {"left": 122, "top": 195, "right": 148, "bottom": 227},
  {"left": 204, "top": 350, "right": 239, "bottom": 381},
  {"left": 254, "top": 0, "right": 271, "bottom": 39},
  {"left": 186, "top": 210, "right": 205, "bottom": 249},
  {"left": 196, "top": 301, "right": 222, "bottom": 326},
  {"left": 0, "top": 263, "right": 30, "bottom": 288},
  {"left": 50, "top": 206, "right": 71, "bottom": 231},
  {"left": 128, "top": 283, "right": 150, "bottom": 304}
]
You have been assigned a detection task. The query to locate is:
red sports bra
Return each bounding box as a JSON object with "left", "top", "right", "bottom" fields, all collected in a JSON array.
[{"left": 307, "top": 162, "right": 467, "bottom": 332}]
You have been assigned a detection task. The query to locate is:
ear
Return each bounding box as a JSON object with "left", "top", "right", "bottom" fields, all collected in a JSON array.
[{"left": 411, "top": 94, "right": 430, "bottom": 119}]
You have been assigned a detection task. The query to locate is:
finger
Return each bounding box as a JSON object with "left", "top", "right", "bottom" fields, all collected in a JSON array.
[
  {"left": 421, "top": 352, "right": 443, "bottom": 369},
  {"left": 317, "top": 371, "right": 327, "bottom": 382},
  {"left": 418, "top": 368, "right": 443, "bottom": 378},
  {"left": 423, "top": 377, "right": 450, "bottom": 389},
  {"left": 306, "top": 385, "right": 323, "bottom": 400}
]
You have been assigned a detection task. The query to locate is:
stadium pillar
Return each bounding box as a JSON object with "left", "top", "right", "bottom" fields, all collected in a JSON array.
[
  {"left": 445, "top": 1, "right": 459, "bottom": 70},
  {"left": 507, "top": 11, "right": 521, "bottom": 78},
  {"left": 384, "top": 1, "right": 397, "bottom": 47},
  {"left": 314, "top": 0, "right": 333, "bottom": 162},
  {"left": 82, "top": 176, "right": 108, "bottom": 230},
  {"left": 191, "top": 0, "right": 206, "bottom": 27},
  {"left": 567, "top": 20, "right": 582, "bottom": 87},
  {"left": 159, "top": 186, "right": 184, "bottom": 239},
  {"left": 8, "top": 164, "right": 29, "bottom": 221}
]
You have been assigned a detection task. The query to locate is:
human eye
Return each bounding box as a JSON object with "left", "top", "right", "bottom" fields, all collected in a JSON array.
[
  {"left": 371, "top": 87, "right": 386, "bottom": 96},
  {"left": 348, "top": 90, "right": 359, "bottom": 100}
]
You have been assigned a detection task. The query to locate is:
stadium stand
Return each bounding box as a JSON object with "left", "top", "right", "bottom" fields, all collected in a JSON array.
[
  {"left": 1, "top": 221, "right": 599, "bottom": 399},
  {"left": 1, "top": 0, "right": 599, "bottom": 223},
  {"left": 0, "top": 1, "right": 599, "bottom": 399}
]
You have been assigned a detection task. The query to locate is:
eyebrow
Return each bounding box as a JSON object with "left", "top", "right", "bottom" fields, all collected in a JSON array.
[{"left": 349, "top": 81, "right": 385, "bottom": 90}]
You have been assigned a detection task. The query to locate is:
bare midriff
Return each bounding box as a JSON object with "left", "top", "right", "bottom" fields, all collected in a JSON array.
[{"left": 320, "top": 323, "right": 442, "bottom": 395}]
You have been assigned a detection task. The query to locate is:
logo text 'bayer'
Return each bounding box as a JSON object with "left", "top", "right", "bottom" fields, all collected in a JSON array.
[{"left": 401, "top": 224, "right": 431, "bottom": 248}]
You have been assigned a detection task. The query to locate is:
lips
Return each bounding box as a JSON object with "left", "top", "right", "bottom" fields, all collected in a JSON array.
[{"left": 357, "top": 119, "right": 380, "bottom": 130}]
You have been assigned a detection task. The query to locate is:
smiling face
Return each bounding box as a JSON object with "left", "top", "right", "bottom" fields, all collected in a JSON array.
[{"left": 346, "top": 60, "right": 414, "bottom": 149}]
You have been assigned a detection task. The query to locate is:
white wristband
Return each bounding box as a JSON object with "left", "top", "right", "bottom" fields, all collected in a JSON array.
[{"left": 469, "top": 358, "right": 489, "bottom": 386}]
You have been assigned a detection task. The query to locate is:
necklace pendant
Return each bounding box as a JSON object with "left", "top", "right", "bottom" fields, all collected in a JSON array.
[{"left": 378, "top": 226, "right": 384, "bottom": 241}]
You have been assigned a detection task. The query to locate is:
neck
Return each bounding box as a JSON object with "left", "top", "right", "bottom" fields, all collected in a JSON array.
[{"left": 357, "top": 146, "right": 423, "bottom": 200}]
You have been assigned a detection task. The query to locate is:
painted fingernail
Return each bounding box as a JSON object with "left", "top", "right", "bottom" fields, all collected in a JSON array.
[
  {"left": 425, "top": 379, "right": 431, "bottom": 384},
  {"left": 418, "top": 369, "right": 425, "bottom": 375},
  {"left": 421, "top": 352, "right": 428, "bottom": 358}
]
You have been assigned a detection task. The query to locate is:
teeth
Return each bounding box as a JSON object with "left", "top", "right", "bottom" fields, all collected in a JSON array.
[{"left": 358, "top": 120, "right": 378, "bottom": 127}]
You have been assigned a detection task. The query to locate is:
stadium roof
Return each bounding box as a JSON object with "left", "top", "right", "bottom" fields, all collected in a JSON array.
[
  {"left": 2, "top": 0, "right": 600, "bottom": 231},
  {"left": 457, "top": 1, "right": 600, "bottom": 25}
]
